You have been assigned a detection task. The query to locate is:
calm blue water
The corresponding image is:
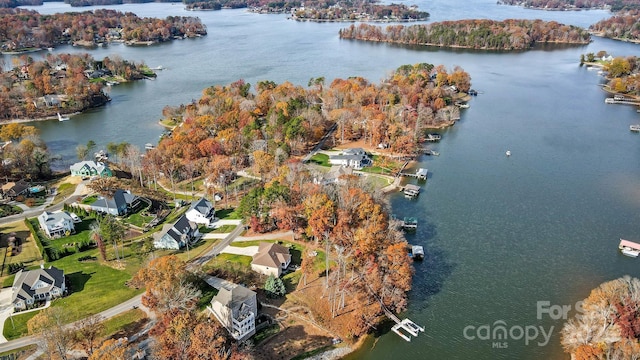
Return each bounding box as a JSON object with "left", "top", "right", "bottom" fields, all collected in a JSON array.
[{"left": 7, "top": 1, "right": 640, "bottom": 359}]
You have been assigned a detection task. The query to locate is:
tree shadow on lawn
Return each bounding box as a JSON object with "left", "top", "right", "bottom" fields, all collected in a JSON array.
[{"left": 66, "top": 271, "right": 93, "bottom": 293}]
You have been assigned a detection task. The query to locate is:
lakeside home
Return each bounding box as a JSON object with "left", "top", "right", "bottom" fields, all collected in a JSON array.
[
  {"left": 70, "top": 161, "right": 112, "bottom": 178},
  {"left": 12, "top": 266, "right": 65, "bottom": 311},
  {"left": 207, "top": 284, "right": 257, "bottom": 341}
]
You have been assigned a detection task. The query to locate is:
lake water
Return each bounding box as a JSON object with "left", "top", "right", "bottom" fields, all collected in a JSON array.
[{"left": 8, "top": 1, "right": 640, "bottom": 359}]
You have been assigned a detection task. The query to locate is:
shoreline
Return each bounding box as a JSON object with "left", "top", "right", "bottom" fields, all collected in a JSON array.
[{"left": 0, "top": 111, "right": 82, "bottom": 125}]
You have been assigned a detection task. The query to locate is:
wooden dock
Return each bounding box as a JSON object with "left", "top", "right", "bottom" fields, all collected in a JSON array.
[
  {"left": 385, "top": 307, "right": 425, "bottom": 342},
  {"left": 605, "top": 98, "right": 640, "bottom": 106},
  {"left": 399, "top": 168, "right": 428, "bottom": 179}
]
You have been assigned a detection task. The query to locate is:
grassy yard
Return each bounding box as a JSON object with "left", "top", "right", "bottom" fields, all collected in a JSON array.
[
  {"left": 125, "top": 211, "right": 154, "bottom": 228},
  {"left": 0, "top": 221, "right": 43, "bottom": 278},
  {"left": 209, "top": 253, "right": 253, "bottom": 267},
  {"left": 154, "top": 237, "right": 219, "bottom": 263},
  {"left": 309, "top": 153, "right": 330, "bottom": 167},
  {"left": 28, "top": 217, "right": 96, "bottom": 256},
  {"left": 4, "top": 248, "right": 143, "bottom": 339},
  {"left": 53, "top": 182, "right": 77, "bottom": 204},
  {"left": 3, "top": 311, "right": 39, "bottom": 340},
  {"left": 99, "top": 308, "right": 146, "bottom": 338},
  {"left": 215, "top": 208, "right": 242, "bottom": 220}
]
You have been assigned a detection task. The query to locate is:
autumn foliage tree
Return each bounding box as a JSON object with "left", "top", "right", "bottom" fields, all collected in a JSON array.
[
  {"left": 561, "top": 276, "right": 640, "bottom": 359},
  {"left": 130, "top": 255, "right": 201, "bottom": 314}
]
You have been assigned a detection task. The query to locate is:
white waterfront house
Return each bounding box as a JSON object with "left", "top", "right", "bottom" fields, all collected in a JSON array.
[
  {"left": 328, "top": 148, "right": 372, "bottom": 169},
  {"left": 207, "top": 284, "right": 257, "bottom": 341},
  {"left": 185, "top": 197, "right": 216, "bottom": 227},
  {"left": 37, "top": 211, "right": 75, "bottom": 238}
]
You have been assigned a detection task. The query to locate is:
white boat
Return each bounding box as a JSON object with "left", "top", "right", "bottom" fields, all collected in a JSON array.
[
  {"left": 430, "top": 151, "right": 440, "bottom": 156},
  {"left": 57, "top": 113, "right": 69, "bottom": 121},
  {"left": 456, "top": 103, "right": 470, "bottom": 109},
  {"left": 619, "top": 239, "right": 640, "bottom": 257},
  {"left": 630, "top": 124, "right": 640, "bottom": 132},
  {"left": 506, "top": 150, "right": 511, "bottom": 157}
]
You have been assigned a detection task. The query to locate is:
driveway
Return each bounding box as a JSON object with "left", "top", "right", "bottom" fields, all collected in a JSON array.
[
  {"left": 220, "top": 245, "right": 258, "bottom": 257},
  {"left": 0, "top": 288, "right": 13, "bottom": 343}
]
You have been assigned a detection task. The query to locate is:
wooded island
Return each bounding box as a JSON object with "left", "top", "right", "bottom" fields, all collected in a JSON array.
[{"left": 339, "top": 19, "right": 591, "bottom": 50}]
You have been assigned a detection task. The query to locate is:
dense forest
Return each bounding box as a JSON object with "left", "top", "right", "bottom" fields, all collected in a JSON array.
[
  {"left": 561, "top": 276, "right": 640, "bottom": 359},
  {"left": 0, "top": 53, "right": 153, "bottom": 120},
  {"left": 498, "top": 0, "right": 640, "bottom": 11},
  {"left": 339, "top": 19, "right": 591, "bottom": 50},
  {"left": 0, "top": 123, "right": 55, "bottom": 179},
  {"left": 142, "top": 63, "right": 469, "bottom": 195},
  {"left": 589, "top": 10, "right": 640, "bottom": 42},
  {"left": 0, "top": 9, "right": 206, "bottom": 51}
]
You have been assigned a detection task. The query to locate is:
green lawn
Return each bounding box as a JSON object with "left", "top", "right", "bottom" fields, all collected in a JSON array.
[
  {"left": 210, "top": 253, "right": 252, "bottom": 267},
  {"left": 154, "top": 237, "right": 219, "bottom": 263},
  {"left": 99, "top": 309, "right": 146, "bottom": 338},
  {"left": 215, "top": 208, "right": 242, "bottom": 220},
  {"left": 81, "top": 195, "right": 98, "bottom": 205},
  {"left": 4, "top": 249, "right": 143, "bottom": 339},
  {"left": 126, "top": 212, "right": 154, "bottom": 228},
  {"left": 28, "top": 217, "right": 96, "bottom": 256},
  {"left": 309, "top": 153, "right": 330, "bottom": 167},
  {"left": 53, "top": 182, "right": 76, "bottom": 204},
  {"left": 3, "top": 311, "right": 39, "bottom": 340}
]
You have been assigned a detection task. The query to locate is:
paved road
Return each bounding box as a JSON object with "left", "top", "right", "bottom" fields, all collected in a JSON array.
[
  {"left": 189, "top": 223, "right": 245, "bottom": 269},
  {"left": 0, "top": 213, "right": 244, "bottom": 354},
  {"left": 302, "top": 123, "right": 337, "bottom": 163}
]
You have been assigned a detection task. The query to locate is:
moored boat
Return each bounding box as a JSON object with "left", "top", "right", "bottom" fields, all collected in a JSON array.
[
  {"left": 619, "top": 239, "right": 640, "bottom": 258},
  {"left": 57, "top": 113, "right": 69, "bottom": 121},
  {"left": 630, "top": 124, "right": 640, "bottom": 132}
]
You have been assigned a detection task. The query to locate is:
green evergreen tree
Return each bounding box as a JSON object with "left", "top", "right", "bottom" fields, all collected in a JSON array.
[{"left": 264, "top": 275, "right": 286, "bottom": 298}]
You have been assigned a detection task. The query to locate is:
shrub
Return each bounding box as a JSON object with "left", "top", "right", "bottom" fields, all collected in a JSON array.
[
  {"left": 8, "top": 262, "right": 25, "bottom": 274},
  {"left": 24, "top": 198, "right": 36, "bottom": 207},
  {"left": 264, "top": 275, "right": 286, "bottom": 298}
]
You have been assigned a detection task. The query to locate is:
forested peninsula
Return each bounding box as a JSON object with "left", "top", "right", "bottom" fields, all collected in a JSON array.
[
  {"left": 143, "top": 62, "right": 470, "bottom": 340},
  {"left": 589, "top": 10, "right": 640, "bottom": 43},
  {"left": 0, "top": 53, "right": 155, "bottom": 121},
  {"left": 339, "top": 19, "right": 591, "bottom": 50},
  {"left": 497, "top": 0, "right": 640, "bottom": 11},
  {"left": 0, "top": 9, "right": 206, "bottom": 52}
]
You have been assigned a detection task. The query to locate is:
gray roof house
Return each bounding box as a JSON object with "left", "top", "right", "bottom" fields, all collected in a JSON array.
[
  {"left": 152, "top": 214, "right": 200, "bottom": 250},
  {"left": 70, "top": 161, "right": 112, "bottom": 178},
  {"left": 328, "top": 148, "right": 372, "bottom": 169},
  {"left": 251, "top": 242, "right": 292, "bottom": 277},
  {"left": 1, "top": 179, "right": 30, "bottom": 199},
  {"left": 185, "top": 197, "right": 215, "bottom": 227},
  {"left": 313, "top": 166, "right": 354, "bottom": 185},
  {"left": 88, "top": 189, "right": 140, "bottom": 216},
  {"left": 12, "top": 266, "right": 65, "bottom": 311},
  {"left": 37, "top": 211, "right": 75, "bottom": 238},
  {"left": 207, "top": 284, "right": 257, "bottom": 341}
]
